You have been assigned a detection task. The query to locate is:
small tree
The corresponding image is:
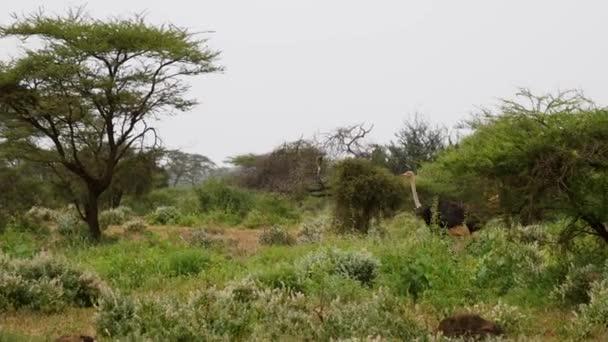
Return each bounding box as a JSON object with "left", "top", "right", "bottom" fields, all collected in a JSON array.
[
  {"left": 0, "top": 10, "right": 221, "bottom": 239},
  {"left": 331, "top": 158, "right": 406, "bottom": 234},
  {"left": 164, "top": 150, "right": 215, "bottom": 186},
  {"left": 385, "top": 115, "right": 448, "bottom": 174}
]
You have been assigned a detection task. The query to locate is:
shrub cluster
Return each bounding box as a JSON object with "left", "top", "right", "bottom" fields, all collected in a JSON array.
[
  {"left": 0, "top": 254, "right": 107, "bottom": 313},
  {"left": 297, "top": 248, "right": 380, "bottom": 287},
  {"left": 99, "top": 206, "right": 133, "bottom": 230},
  {"left": 196, "top": 179, "right": 300, "bottom": 227},
  {"left": 259, "top": 225, "right": 294, "bottom": 246},
  {"left": 95, "top": 279, "right": 424, "bottom": 340},
  {"left": 296, "top": 218, "right": 326, "bottom": 244},
  {"left": 148, "top": 206, "right": 181, "bottom": 225}
]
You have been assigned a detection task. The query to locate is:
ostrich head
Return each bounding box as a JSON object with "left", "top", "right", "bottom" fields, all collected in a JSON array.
[
  {"left": 400, "top": 170, "right": 421, "bottom": 209},
  {"left": 401, "top": 171, "right": 416, "bottom": 178}
]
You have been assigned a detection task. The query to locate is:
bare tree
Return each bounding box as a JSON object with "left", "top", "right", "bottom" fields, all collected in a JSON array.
[{"left": 320, "top": 123, "right": 374, "bottom": 158}]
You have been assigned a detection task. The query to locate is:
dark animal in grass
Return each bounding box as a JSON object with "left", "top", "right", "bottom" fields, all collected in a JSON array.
[
  {"left": 55, "top": 335, "right": 96, "bottom": 342},
  {"left": 438, "top": 313, "right": 503, "bottom": 338},
  {"left": 401, "top": 171, "right": 480, "bottom": 234}
]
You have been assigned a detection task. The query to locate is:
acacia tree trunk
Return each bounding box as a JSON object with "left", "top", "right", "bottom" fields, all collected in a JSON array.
[
  {"left": 110, "top": 189, "right": 123, "bottom": 209},
  {"left": 84, "top": 186, "right": 103, "bottom": 241}
]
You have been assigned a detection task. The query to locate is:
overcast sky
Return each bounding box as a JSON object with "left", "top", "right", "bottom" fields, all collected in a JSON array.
[{"left": 1, "top": 1, "right": 607, "bottom": 164}]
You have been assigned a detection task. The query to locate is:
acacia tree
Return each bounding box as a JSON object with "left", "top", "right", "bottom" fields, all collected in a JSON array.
[
  {"left": 164, "top": 150, "right": 215, "bottom": 186},
  {"left": 0, "top": 11, "right": 221, "bottom": 239}
]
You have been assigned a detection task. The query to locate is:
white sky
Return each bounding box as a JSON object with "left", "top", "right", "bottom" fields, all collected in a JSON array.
[{"left": 1, "top": 1, "right": 607, "bottom": 164}]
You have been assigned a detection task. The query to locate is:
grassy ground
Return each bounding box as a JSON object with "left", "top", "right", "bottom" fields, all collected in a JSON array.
[{"left": 2, "top": 212, "right": 608, "bottom": 341}]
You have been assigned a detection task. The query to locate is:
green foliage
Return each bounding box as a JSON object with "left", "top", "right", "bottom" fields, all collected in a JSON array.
[
  {"left": 74, "top": 241, "right": 213, "bottom": 291},
  {"left": 95, "top": 279, "right": 424, "bottom": 340},
  {"left": 197, "top": 179, "right": 253, "bottom": 217},
  {"left": 569, "top": 278, "right": 608, "bottom": 339},
  {"left": 99, "top": 206, "right": 133, "bottom": 230},
  {"left": 469, "top": 227, "right": 545, "bottom": 294},
  {"left": 165, "top": 250, "right": 210, "bottom": 277},
  {"left": 196, "top": 179, "right": 300, "bottom": 227},
  {"left": 0, "top": 254, "right": 107, "bottom": 313},
  {"left": 0, "top": 229, "right": 41, "bottom": 258},
  {"left": 298, "top": 248, "right": 380, "bottom": 287},
  {"left": 148, "top": 206, "right": 181, "bottom": 225},
  {"left": 0, "top": 9, "right": 221, "bottom": 239},
  {"left": 331, "top": 158, "right": 406, "bottom": 234},
  {"left": 422, "top": 90, "right": 608, "bottom": 240}
]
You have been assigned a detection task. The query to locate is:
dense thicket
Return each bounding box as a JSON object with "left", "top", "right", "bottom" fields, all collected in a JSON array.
[{"left": 420, "top": 90, "right": 608, "bottom": 241}]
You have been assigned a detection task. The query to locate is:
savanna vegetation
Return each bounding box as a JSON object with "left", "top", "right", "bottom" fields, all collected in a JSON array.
[{"left": 1, "top": 9, "right": 608, "bottom": 342}]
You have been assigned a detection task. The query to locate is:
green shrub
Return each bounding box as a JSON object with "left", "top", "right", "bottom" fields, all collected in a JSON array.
[
  {"left": 320, "top": 289, "right": 424, "bottom": 340},
  {"left": 552, "top": 263, "right": 601, "bottom": 306},
  {"left": 469, "top": 227, "right": 545, "bottom": 294},
  {"left": 196, "top": 179, "right": 253, "bottom": 218},
  {"left": 164, "top": 250, "right": 210, "bottom": 277},
  {"left": 331, "top": 158, "right": 406, "bottom": 234},
  {"left": 568, "top": 279, "right": 608, "bottom": 340},
  {"left": 149, "top": 206, "right": 180, "bottom": 225},
  {"left": 0, "top": 229, "right": 40, "bottom": 258},
  {"left": 95, "top": 280, "right": 424, "bottom": 340},
  {"left": 99, "top": 206, "right": 133, "bottom": 230},
  {"left": 298, "top": 248, "right": 380, "bottom": 286},
  {"left": 0, "top": 254, "right": 107, "bottom": 313},
  {"left": 259, "top": 225, "right": 294, "bottom": 246}
]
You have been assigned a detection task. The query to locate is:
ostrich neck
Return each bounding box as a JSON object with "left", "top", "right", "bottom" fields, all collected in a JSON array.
[{"left": 409, "top": 176, "right": 422, "bottom": 209}]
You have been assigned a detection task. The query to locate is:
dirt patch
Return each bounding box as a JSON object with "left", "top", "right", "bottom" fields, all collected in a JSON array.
[
  {"left": 224, "top": 229, "right": 262, "bottom": 254},
  {"left": 0, "top": 308, "right": 96, "bottom": 339}
]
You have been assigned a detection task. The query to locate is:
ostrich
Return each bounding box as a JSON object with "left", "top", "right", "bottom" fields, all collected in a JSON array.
[{"left": 401, "top": 171, "right": 479, "bottom": 234}]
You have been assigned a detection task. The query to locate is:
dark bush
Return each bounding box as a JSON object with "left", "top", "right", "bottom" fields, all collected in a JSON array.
[{"left": 331, "top": 158, "right": 406, "bottom": 234}]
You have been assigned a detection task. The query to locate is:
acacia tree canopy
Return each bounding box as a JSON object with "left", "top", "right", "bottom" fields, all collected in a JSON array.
[{"left": 0, "top": 10, "right": 222, "bottom": 239}]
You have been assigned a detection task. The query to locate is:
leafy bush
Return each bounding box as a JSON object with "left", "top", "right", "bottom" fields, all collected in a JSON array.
[
  {"left": 331, "top": 158, "right": 406, "bottom": 234},
  {"left": 569, "top": 279, "right": 608, "bottom": 339},
  {"left": 469, "top": 227, "right": 545, "bottom": 294},
  {"left": 298, "top": 248, "right": 380, "bottom": 286},
  {"left": 148, "top": 206, "right": 180, "bottom": 225},
  {"left": 0, "top": 254, "right": 107, "bottom": 313},
  {"left": 95, "top": 280, "right": 424, "bottom": 340},
  {"left": 320, "top": 289, "right": 424, "bottom": 340},
  {"left": 99, "top": 206, "right": 133, "bottom": 230},
  {"left": 552, "top": 263, "right": 602, "bottom": 306},
  {"left": 259, "top": 225, "right": 294, "bottom": 246},
  {"left": 296, "top": 218, "right": 326, "bottom": 244},
  {"left": 196, "top": 179, "right": 253, "bottom": 218}
]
